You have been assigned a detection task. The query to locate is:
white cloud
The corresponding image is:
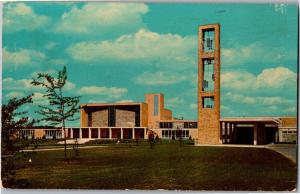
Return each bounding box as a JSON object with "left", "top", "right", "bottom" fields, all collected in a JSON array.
[
  {"left": 3, "top": 77, "right": 76, "bottom": 92},
  {"left": 4, "top": 3, "right": 49, "bottom": 32},
  {"left": 67, "top": 29, "right": 196, "bottom": 69},
  {"left": 32, "top": 92, "right": 49, "bottom": 105},
  {"left": 3, "top": 48, "right": 46, "bottom": 69},
  {"left": 77, "top": 86, "right": 127, "bottom": 98},
  {"left": 135, "top": 71, "right": 187, "bottom": 85},
  {"left": 221, "top": 66, "right": 297, "bottom": 95},
  {"left": 166, "top": 97, "right": 184, "bottom": 108},
  {"left": 225, "top": 92, "right": 295, "bottom": 107},
  {"left": 222, "top": 42, "right": 294, "bottom": 66},
  {"left": 256, "top": 67, "right": 296, "bottom": 89},
  {"left": 116, "top": 99, "right": 134, "bottom": 103},
  {"left": 3, "top": 77, "right": 33, "bottom": 90},
  {"left": 55, "top": 3, "right": 148, "bottom": 35},
  {"left": 5, "top": 91, "right": 25, "bottom": 98},
  {"left": 88, "top": 99, "right": 107, "bottom": 103}
]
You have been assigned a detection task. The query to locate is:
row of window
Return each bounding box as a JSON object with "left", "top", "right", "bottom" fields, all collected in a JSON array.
[
  {"left": 159, "top": 122, "right": 198, "bottom": 129},
  {"left": 161, "top": 130, "right": 190, "bottom": 139}
]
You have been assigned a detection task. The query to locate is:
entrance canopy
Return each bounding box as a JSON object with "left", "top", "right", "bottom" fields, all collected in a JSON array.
[{"left": 219, "top": 117, "right": 281, "bottom": 145}]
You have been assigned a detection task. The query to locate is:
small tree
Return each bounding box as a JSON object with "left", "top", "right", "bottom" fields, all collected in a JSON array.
[
  {"left": 2, "top": 94, "right": 35, "bottom": 153},
  {"left": 31, "top": 66, "right": 80, "bottom": 159},
  {"left": 2, "top": 94, "right": 35, "bottom": 187}
]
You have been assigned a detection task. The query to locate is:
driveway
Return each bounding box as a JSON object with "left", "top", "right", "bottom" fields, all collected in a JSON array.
[{"left": 266, "top": 144, "right": 297, "bottom": 163}]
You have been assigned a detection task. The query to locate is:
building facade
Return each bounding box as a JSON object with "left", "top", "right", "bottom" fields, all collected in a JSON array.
[{"left": 20, "top": 23, "right": 297, "bottom": 145}]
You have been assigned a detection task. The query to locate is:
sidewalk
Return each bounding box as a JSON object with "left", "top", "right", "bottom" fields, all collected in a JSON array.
[{"left": 20, "top": 145, "right": 105, "bottom": 152}]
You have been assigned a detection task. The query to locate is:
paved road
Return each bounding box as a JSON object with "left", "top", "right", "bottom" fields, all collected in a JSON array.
[{"left": 266, "top": 144, "right": 297, "bottom": 163}]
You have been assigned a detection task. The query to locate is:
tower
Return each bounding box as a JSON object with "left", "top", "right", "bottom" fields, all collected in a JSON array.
[{"left": 198, "top": 24, "right": 221, "bottom": 144}]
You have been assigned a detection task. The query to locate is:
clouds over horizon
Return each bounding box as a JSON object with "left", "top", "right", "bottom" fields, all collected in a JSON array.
[
  {"left": 221, "top": 66, "right": 297, "bottom": 96},
  {"left": 55, "top": 3, "right": 148, "bottom": 35},
  {"left": 3, "top": 48, "right": 46, "bottom": 69},
  {"left": 67, "top": 29, "right": 196, "bottom": 69},
  {"left": 77, "top": 86, "right": 128, "bottom": 99},
  {"left": 222, "top": 42, "right": 295, "bottom": 67},
  {"left": 4, "top": 3, "right": 49, "bottom": 32}
]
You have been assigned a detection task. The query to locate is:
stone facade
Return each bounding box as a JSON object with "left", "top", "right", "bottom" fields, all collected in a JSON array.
[
  {"left": 92, "top": 110, "right": 108, "bottom": 127},
  {"left": 116, "top": 109, "right": 135, "bottom": 127}
]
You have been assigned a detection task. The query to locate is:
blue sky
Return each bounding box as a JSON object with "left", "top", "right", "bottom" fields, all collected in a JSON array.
[{"left": 2, "top": 2, "right": 298, "bottom": 126}]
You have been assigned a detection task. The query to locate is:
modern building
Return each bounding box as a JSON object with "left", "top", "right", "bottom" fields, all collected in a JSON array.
[{"left": 20, "top": 23, "right": 297, "bottom": 145}]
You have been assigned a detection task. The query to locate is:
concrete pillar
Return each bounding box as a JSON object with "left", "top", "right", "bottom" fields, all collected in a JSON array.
[
  {"left": 132, "top": 128, "right": 135, "bottom": 139},
  {"left": 98, "top": 128, "right": 100, "bottom": 139},
  {"left": 89, "top": 128, "right": 91, "bottom": 139},
  {"left": 71, "top": 128, "right": 73, "bottom": 139},
  {"left": 144, "top": 128, "right": 147, "bottom": 139},
  {"left": 121, "top": 128, "right": 123, "bottom": 139},
  {"left": 219, "top": 122, "right": 223, "bottom": 144},
  {"left": 253, "top": 123, "right": 258, "bottom": 145},
  {"left": 109, "top": 128, "right": 112, "bottom": 139}
]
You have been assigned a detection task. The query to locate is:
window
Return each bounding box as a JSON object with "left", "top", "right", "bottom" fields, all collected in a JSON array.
[
  {"left": 154, "top": 95, "right": 159, "bottom": 116},
  {"left": 202, "top": 97, "right": 214, "bottom": 108},
  {"left": 184, "top": 122, "right": 198, "bottom": 128},
  {"left": 203, "top": 59, "right": 214, "bottom": 92},
  {"left": 203, "top": 29, "right": 215, "bottom": 52},
  {"left": 159, "top": 122, "right": 173, "bottom": 128}
]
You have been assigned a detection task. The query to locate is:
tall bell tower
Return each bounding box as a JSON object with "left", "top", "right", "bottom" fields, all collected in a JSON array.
[{"left": 198, "top": 24, "right": 221, "bottom": 144}]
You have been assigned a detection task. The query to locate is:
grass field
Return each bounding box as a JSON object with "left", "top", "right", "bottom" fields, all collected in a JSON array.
[{"left": 8, "top": 141, "right": 297, "bottom": 191}]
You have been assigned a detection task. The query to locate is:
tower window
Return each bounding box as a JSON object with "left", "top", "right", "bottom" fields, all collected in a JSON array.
[
  {"left": 202, "top": 97, "right": 214, "bottom": 108},
  {"left": 202, "top": 59, "right": 215, "bottom": 92},
  {"left": 203, "top": 29, "right": 215, "bottom": 52}
]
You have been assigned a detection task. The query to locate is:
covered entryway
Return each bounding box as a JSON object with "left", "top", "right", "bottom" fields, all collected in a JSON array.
[{"left": 220, "top": 117, "right": 280, "bottom": 145}]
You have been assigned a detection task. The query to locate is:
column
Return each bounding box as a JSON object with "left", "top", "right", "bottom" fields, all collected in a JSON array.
[
  {"left": 219, "top": 122, "right": 223, "bottom": 143},
  {"left": 144, "top": 128, "right": 147, "bottom": 139},
  {"left": 98, "top": 128, "right": 100, "bottom": 139},
  {"left": 79, "top": 128, "right": 82, "bottom": 139},
  {"left": 109, "top": 128, "right": 112, "bottom": 139},
  {"left": 253, "top": 123, "right": 258, "bottom": 145},
  {"left": 121, "top": 128, "right": 123, "bottom": 139},
  {"left": 71, "top": 128, "right": 73, "bottom": 139},
  {"left": 89, "top": 128, "right": 91, "bottom": 139},
  {"left": 223, "top": 122, "right": 227, "bottom": 144},
  {"left": 132, "top": 128, "right": 135, "bottom": 139}
]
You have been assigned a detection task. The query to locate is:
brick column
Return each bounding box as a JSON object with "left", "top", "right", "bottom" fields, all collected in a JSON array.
[
  {"left": 253, "top": 123, "right": 258, "bottom": 145},
  {"left": 132, "top": 128, "right": 135, "bottom": 139},
  {"left": 121, "top": 128, "right": 123, "bottom": 139},
  {"left": 109, "top": 128, "right": 112, "bottom": 139}
]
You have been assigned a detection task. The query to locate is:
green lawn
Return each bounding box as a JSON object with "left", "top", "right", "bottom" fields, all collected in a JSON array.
[{"left": 7, "top": 142, "right": 297, "bottom": 190}]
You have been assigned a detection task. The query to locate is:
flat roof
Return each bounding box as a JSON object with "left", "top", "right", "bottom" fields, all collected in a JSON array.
[
  {"left": 220, "top": 117, "right": 281, "bottom": 123},
  {"left": 81, "top": 102, "right": 146, "bottom": 107},
  {"left": 157, "top": 119, "right": 197, "bottom": 123}
]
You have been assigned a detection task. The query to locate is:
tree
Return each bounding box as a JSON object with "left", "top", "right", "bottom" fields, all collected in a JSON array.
[
  {"left": 2, "top": 94, "right": 35, "bottom": 153},
  {"left": 2, "top": 94, "right": 35, "bottom": 187},
  {"left": 31, "top": 66, "right": 80, "bottom": 159}
]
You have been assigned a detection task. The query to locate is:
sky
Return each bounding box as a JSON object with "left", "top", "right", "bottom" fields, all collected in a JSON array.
[{"left": 2, "top": 2, "right": 298, "bottom": 126}]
